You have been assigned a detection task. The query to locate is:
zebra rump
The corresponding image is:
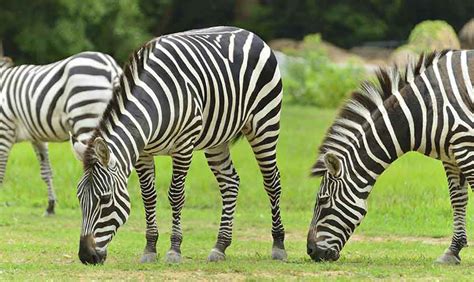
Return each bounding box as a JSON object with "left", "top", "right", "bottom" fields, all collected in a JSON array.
[{"left": 0, "top": 52, "right": 122, "bottom": 215}]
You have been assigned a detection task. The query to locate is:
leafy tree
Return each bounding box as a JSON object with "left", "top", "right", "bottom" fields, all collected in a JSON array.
[{"left": 0, "top": 0, "right": 150, "bottom": 64}]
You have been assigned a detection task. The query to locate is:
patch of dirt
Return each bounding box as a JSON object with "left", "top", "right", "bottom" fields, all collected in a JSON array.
[
  {"left": 151, "top": 271, "right": 248, "bottom": 281},
  {"left": 350, "top": 234, "right": 449, "bottom": 245},
  {"left": 268, "top": 38, "right": 363, "bottom": 64},
  {"left": 234, "top": 226, "right": 450, "bottom": 246}
]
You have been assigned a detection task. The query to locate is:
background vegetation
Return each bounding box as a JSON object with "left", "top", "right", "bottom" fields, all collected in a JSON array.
[
  {"left": 2, "top": 0, "right": 474, "bottom": 64},
  {"left": 282, "top": 34, "right": 366, "bottom": 107}
]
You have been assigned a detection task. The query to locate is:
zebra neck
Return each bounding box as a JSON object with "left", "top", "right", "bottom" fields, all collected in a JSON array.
[
  {"left": 348, "top": 94, "right": 426, "bottom": 186},
  {"left": 351, "top": 74, "right": 442, "bottom": 187},
  {"left": 101, "top": 128, "right": 142, "bottom": 177}
]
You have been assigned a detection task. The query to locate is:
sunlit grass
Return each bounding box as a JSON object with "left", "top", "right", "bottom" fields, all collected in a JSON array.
[{"left": 1, "top": 105, "right": 473, "bottom": 280}]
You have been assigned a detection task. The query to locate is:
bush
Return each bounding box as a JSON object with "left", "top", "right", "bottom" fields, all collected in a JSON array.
[
  {"left": 282, "top": 34, "right": 366, "bottom": 108},
  {"left": 390, "top": 20, "right": 460, "bottom": 66}
]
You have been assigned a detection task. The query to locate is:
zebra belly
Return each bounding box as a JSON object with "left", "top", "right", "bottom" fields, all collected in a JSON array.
[
  {"left": 14, "top": 113, "right": 70, "bottom": 143},
  {"left": 14, "top": 121, "right": 33, "bottom": 142}
]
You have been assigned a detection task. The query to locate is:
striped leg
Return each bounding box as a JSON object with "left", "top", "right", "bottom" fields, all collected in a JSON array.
[
  {"left": 165, "top": 151, "right": 193, "bottom": 263},
  {"left": 135, "top": 154, "right": 158, "bottom": 263},
  {"left": 31, "top": 142, "right": 56, "bottom": 216},
  {"left": 0, "top": 131, "right": 15, "bottom": 186},
  {"left": 244, "top": 122, "right": 287, "bottom": 260},
  {"left": 205, "top": 143, "right": 240, "bottom": 262},
  {"left": 436, "top": 161, "right": 467, "bottom": 264}
]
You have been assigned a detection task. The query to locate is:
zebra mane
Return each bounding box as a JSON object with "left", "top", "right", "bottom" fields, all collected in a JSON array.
[
  {"left": 311, "top": 49, "right": 452, "bottom": 177},
  {"left": 82, "top": 39, "right": 157, "bottom": 169}
]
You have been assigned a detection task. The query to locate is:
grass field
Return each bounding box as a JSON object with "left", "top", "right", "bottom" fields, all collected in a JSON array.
[{"left": 1, "top": 105, "right": 474, "bottom": 280}]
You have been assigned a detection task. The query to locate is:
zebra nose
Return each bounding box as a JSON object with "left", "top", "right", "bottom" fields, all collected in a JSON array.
[
  {"left": 307, "top": 241, "right": 319, "bottom": 260},
  {"left": 78, "top": 235, "right": 106, "bottom": 265},
  {"left": 307, "top": 243, "right": 340, "bottom": 262}
]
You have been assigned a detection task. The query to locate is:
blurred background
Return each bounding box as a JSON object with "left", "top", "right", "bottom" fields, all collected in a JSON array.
[{"left": 2, "top": 0, "right": 474, "bottom": 108}]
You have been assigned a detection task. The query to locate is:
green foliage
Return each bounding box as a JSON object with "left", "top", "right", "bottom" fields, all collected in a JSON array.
[
  {"left": 141, "top": 0, "right": 235, "bottom": 36},
  {"left": 0, "top": 0, "right": 150, "bottom": 64},
  {"left": 407, "top": 20, "right": 460, "bottom": 52},
  {"left": 391, "top": 20, "right": 460, "bottom": 65},
  {"left": 2, "top": 1, "right": 474, "bottom": 64},
  {"left": 282, "top": 34, "right": 365, "bottom": 108}
]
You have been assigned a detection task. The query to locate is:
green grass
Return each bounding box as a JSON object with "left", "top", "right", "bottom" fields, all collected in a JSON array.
[{"left": 1, "top": 105, "right": 474, "bottom": 280}]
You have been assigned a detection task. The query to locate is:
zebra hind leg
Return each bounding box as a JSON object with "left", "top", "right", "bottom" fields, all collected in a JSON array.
[
  {"left": 244, "top": 123, "right": 287, "bottom": 260},
  {"left": 165, "top": 151, "right": 193, "bottom": 263},
  {"left": 32, "top": 142, "right": 56, "bottom": 216},
  {"left": 0, "top": 128, "right": 15, "bottom": 186},
  {"left": 136, "top": 154, "right": 159, "bottom": 263},
  {"left": 435, "top": 161, "right": 468, "bottom": 265},
  {"left": 204, "top": 143, "right": 240, "bottom": 262}
]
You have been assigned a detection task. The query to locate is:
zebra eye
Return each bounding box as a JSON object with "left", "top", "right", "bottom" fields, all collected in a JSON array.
[
  {"left": 100, "top": 193, "right": 111, "bottom": 203},
  {"left": 318, "top": 195, "right": 330, "bottom": 205}
]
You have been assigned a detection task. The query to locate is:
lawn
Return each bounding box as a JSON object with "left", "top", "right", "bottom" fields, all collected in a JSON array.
[{"left": 1, "top": 105, "right": 474, "bottom": 280}]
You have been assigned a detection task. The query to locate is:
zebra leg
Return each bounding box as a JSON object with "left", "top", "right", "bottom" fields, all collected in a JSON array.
[
  {"left": 0, "top": 132, "right": 14, "bottom": 186},
  {"left": 135, "top": 154, "right": 158, "bottom": 263},
  {"left": 204, "top": 143, "right": 240, "bottom": 262},
  {"left": 32, "top": 142, "right": 56, "bottom": 216},
  {"left": 165, "top": 151, "right": 193, "bottom": 263},
  {"left": 435, "top": 161, "right": 467, "bottom": 265},
  {"left": 244, "top": 125, "right": 287, "bottom": 260}
]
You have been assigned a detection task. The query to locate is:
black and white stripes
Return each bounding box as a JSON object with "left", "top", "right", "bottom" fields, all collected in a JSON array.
[
  {"left": 0, "top": 52, "right": 121, "bottom": 214},
  {"left": 307, "top": 50, "right": 474, "bottom": 263},
  {"left": 75, "top": 26, "right": 286, "bottom": 264}
]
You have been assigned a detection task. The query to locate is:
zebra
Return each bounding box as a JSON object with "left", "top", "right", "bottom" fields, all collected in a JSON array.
[
  {"left": 307, "top": 50, "right": 474, "bottom": 264},
  {"left": 73, "top": 26, "right": 287, "bottom": 265},
  {"left": 0, "top": 51, "right": 122, "bottom": 215}
]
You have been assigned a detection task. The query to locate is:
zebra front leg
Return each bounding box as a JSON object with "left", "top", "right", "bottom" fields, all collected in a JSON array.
[
  {"left": 135, "top": 154, "right": 158, "bottom": 263},
  {"left": 32, "top": 142, "right": 56, "bottom": 216},
  {"left": 165, "top": 151, "right": 193, "bottom": 263},
  {"left": 245, "top": 127, "right": 287, "bottom": 260},
  {"left": 436, "top": 161, "right": 468, "bottom": 264},
  {"left": 204, "top": 144, "right": 240, "bottom": 262}
]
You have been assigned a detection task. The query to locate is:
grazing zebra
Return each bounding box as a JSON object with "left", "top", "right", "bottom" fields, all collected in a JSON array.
[
  {"left": 0, "top": 52, "right": 121, "bottom": 215},
  {"left": 74, "top": 26, "right": 287, "bottom": 265},
  {"left": 307, "top": 50, "right": 474, "bottom": 264}
]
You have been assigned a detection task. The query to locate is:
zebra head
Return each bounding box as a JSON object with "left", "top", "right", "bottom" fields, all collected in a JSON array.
[
  {"left": 307, "top": 152, "right": 369, "bottom": 262},
  {"left": 76, "top": 137, "right": 130, "bottom": 265}
]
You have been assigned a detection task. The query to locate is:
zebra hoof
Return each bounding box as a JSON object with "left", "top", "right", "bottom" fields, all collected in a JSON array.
[
  {"left": 44, "top": 200, "right": 55, "bottom": 216},
  {"left": 43, "top": 209, "right": 55, "bottom": 217},
  {"left": 165, "top": 250, "right": 181, "bottom": 264},
  {"left": 272, "top": 247, "right": 287, "bottom": 261},
  {"left": 207, "top": 248, "right": 226, "bottom": 262},
  {"left": 435, "top": 250, "right": 461, "bottom": 265},
  {"left": 140, "top": 252, "right": 157, "bottom": 263}
]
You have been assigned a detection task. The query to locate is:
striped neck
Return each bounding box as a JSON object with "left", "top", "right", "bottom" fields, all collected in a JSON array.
[
  {"left": 97, "top": 84, "right": 152, "bottom": 176},
  {"left": 344, "top": 71, "right": 440, "bottom": 188},
  {"left": 99, "top": 123, "right": 142, "bottom": 177}
]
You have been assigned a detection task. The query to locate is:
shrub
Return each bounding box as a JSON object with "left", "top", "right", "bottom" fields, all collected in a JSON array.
[
  {"left": 281, "top": 34, "right": 366, "bottom": 108},
  {"left": 390, "top": 20, "right": 460, "bottom": 66}
]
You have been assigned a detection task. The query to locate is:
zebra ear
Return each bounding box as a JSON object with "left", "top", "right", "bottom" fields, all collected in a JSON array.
[
  {"left": 324, "top": 153, "right": 342, "bottom": 177},
  {"left": 69, "top": 132, "right": 87, "bottom": 161},
  {"left": 93, "top": 137, "right": 110, "bottom": 166}
]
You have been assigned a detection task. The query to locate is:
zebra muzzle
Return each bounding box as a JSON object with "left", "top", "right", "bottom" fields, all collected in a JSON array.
[
  {"left": 78, "top": 234, "right": 107, "bottom": 265},
  {"left": 307, "top": 241, "right": 340, "bottom": 262}
]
